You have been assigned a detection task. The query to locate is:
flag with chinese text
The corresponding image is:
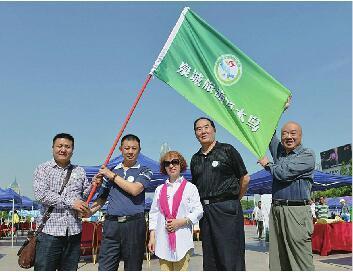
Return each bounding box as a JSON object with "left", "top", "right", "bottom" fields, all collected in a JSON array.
[{"left": 150, "top": 7, "right": 291, "bottom": 158}]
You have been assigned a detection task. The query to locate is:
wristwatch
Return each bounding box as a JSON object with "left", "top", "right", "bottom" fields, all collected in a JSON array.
[
  {"left": 111, "top": 173, "right": 118, "bottom": 181},
  {"left": 265, "top": 162, "right": 273, "bottom": 170}
]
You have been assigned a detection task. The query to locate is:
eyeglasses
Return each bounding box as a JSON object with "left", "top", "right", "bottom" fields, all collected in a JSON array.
[{"left": 163, "top": 159, "right": 180, "bottom": 168}]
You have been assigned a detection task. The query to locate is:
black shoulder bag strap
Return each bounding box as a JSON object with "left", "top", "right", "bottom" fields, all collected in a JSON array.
[{"left": 35, "top": 165, "right": 74, "bottom": 236}]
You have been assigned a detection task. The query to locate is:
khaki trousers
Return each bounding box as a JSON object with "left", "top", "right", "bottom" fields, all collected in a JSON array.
[
  {"left": 159, "top": 250, "right": 192, "bottom": 271},
  {"left": 269, "top": 205, "right": 315, "bottom": 271}
]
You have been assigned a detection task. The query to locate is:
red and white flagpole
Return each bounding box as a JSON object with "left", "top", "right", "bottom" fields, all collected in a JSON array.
[
  {"left": 85, "top": 7, "right": 185, "bottom": 204},
  {"left": 86, "top": 73, "right": 153, "bottom": 204}
]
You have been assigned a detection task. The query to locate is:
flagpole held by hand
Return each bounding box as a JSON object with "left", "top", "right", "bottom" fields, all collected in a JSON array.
[{"left": 85, "top": 73, "right": 153, "bottom": 204}]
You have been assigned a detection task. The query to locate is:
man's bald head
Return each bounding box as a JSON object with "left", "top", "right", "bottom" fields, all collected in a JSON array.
[
  {"left": 282, "top": 121, "right": 302, "bottom": 135},
  {"left": 281, "top": 121, "right": 303, "bottom": 153}
]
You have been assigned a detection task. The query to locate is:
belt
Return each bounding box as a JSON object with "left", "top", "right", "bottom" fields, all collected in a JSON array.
[
  {"left": 272, "top": 199, "right": 310, "bottom": 206},
  {"left": 201, "top": 195, "right": 238, "bottom": 205},
  {"left": 105, "top": 212, "right": 144, "bottom": 223}
]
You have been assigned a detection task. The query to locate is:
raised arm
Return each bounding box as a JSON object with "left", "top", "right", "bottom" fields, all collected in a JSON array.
[{"left": 266, "top": 149, "right": 315, "bottom": 182}]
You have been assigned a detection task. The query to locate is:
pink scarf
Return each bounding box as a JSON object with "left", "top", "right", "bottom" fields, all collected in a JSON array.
[{"left": 159, "top": 177, "right": 187, "bottom": 252}]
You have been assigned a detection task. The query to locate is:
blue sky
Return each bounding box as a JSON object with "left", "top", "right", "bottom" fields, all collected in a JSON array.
[{"left": 0, "top": 2, "right": 351, "bottom": 198}]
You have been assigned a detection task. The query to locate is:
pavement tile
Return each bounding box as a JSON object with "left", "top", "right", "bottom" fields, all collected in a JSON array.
[{"left": 0, "top": 226, "right": 351, "bottom": 271}]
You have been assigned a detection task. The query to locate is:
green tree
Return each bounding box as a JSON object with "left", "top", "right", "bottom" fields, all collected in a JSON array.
[
  {"left": 340, "top": 159, "right": 352, "bottom": 176},
  {"left": 313, "top": 185, "right": 352, "bottom": 199},
  {"left": 241, "top": 199, "right": 255, "bottom": 210}
]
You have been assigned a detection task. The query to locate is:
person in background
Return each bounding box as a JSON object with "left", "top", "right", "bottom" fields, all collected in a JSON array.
[
  {"left": 339, "top": 199, "right": 350, "bottom": 222},
  {"left": 148, "top": 151, "right": 203, "bottom": 271},
  {"left": 315, "top": 196, "right": 329, "bottom": 219},
  {"left": 252, "top": 202, "right": 259, "bottom": 225},
  {"left": 309, "top": 199, "right": 316, "bottom": 221},
  {"left": 254, "top": 201, "right": 264, "bottom": 240},
  {"left": 13, "top": 210, "right": 20, "bottom": 232}
]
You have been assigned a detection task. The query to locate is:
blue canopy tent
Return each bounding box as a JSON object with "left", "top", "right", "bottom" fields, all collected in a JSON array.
[
  {"left": 326, "top": 196, "right": 352, "bottom": 209},
  {"left": 0, "top": 188, "right": 22, "bottom": 210},
  {"left": 0, "top": 188, "right": 22, "bottom": 247},
  {"left": 243, "top": 209, "right": 254, "bottom": 214},
  {"left": 81, "top": 153, "right": 192, "bottom": 207},
  {"left": 247, "top": 169, "right": 352, "bottom": 195},
  {"left": 20, "top": 196, "right": 39, "bottom": 210}
]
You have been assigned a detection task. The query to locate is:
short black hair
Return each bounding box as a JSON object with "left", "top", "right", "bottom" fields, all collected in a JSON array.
[
  {"left": 121, "top": 134, "right": 141, "bottom": 149},
  {"left": 53, "top": 133, "right": 74, "bottom": 148},
  {"left": 193, "top": 117, "right": 216, "bottom": 131}
]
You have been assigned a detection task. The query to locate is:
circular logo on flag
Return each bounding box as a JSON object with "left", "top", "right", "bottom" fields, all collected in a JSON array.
[{"left": 214, "top": 54, "right": 242, "bottom": 86}]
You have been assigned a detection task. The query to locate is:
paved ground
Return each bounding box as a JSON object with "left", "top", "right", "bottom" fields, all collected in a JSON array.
[{"left": 0, "top": 225, "right": 351, "bottom": 271}]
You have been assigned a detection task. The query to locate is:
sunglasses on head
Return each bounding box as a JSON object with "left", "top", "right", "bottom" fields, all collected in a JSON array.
[{"left": 163, "top": 159, "right": 180, "bottom": 168}]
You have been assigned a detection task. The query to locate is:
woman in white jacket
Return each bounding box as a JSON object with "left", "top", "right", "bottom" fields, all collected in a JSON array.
[{"left": 148, "top": 151, "right": 203, "bottom": 271}]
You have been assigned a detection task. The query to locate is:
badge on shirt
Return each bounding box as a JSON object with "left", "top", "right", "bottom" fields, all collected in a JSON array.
[
  {"left": 212, "top": 161, "right": 219, "bottom": 167},
  {"left": 127, "top": 176, "right": 135, "bottom": 183}
]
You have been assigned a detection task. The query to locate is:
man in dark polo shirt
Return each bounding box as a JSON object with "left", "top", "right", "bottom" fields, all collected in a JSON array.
[
  {"left": 259, "top": 121, "right": 315, "bottom": 271},
  {"left": 190, "top": 117, "right": 250, "bottom": 271},
  {"left": 89, "top": 134, "right": 152, "bottom": 271}
]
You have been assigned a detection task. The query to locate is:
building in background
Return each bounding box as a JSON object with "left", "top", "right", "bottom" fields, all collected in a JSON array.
[{"left": 8, "top": 177, "right": 21, "bottom": 195}]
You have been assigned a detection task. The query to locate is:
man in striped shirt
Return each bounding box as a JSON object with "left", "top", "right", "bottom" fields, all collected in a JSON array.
[
  {"left": 315, "top": 196, "right": 329, "bottom": 219},
  {"left": 33, "top": 133, "right": 95, "bottom": 271}
]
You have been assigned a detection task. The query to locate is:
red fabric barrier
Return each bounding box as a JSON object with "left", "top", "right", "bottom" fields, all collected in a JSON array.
[
  {"left": 312, "top": 222, "right": 352, "bottom": 256},
  {"left": 80, "top": 221, "right": 104, "bottom": 264},
  {"left": 92, "top": 222, "right": 103, "bottom": 264},
  {"left": 0, "top": 224, "right": 11, "bottom": 237},
  {"left": 244, "top": 219, "right": 256, "bottom": 225},
  {"left": 80, "top": 222, "right": 96, "bottom": 258},
  {"left": 95, "top": 223, "right": 103, "bottom": 250}
]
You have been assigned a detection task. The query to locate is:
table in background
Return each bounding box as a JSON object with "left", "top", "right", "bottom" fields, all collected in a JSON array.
[{"left": 312, "top": 222, "right": 352, "bottom": 256}]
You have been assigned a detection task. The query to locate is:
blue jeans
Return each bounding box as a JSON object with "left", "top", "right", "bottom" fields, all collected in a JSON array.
[{"left": 34, "top": 232, "right": 81, "bottom": 271}]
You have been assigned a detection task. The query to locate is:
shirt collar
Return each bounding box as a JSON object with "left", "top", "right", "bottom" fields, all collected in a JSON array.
[
  {"left": 197, "top": 141, "right": 219, "bottom": 155},
  {"left": 166, "top": 176, "right": 184, "bottom": 186},
  {"left": 283, "top": 144, "right": 304, "bottom": 155},
  {"left": 114, "top": 161, "right": 141, "bottom": 170},
  {"left": 50, "top": 158, "right": 72, "bottom": 169},
  {"left": 292, "top": 144, "right": 304, "bottom": 154}
]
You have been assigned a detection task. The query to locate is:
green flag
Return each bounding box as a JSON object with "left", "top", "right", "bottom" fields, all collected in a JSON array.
[{"left": 150, "top": 7, "right": 291, "bottom": 158}]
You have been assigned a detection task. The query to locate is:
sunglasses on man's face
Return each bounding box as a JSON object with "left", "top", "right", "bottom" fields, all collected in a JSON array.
[{"left": 163, "top": 159, "right": 180, "bottom": 168}]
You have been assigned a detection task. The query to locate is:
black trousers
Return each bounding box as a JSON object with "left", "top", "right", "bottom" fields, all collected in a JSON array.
[
  {"left": 200, "top": 199, "right": 245, "bottom": 271},
  {"left": 257, "top": 220, "right": 264, "bottom": 238},
  {"left": 98, "top": 217, "right": 146, "bottom": 271}
]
